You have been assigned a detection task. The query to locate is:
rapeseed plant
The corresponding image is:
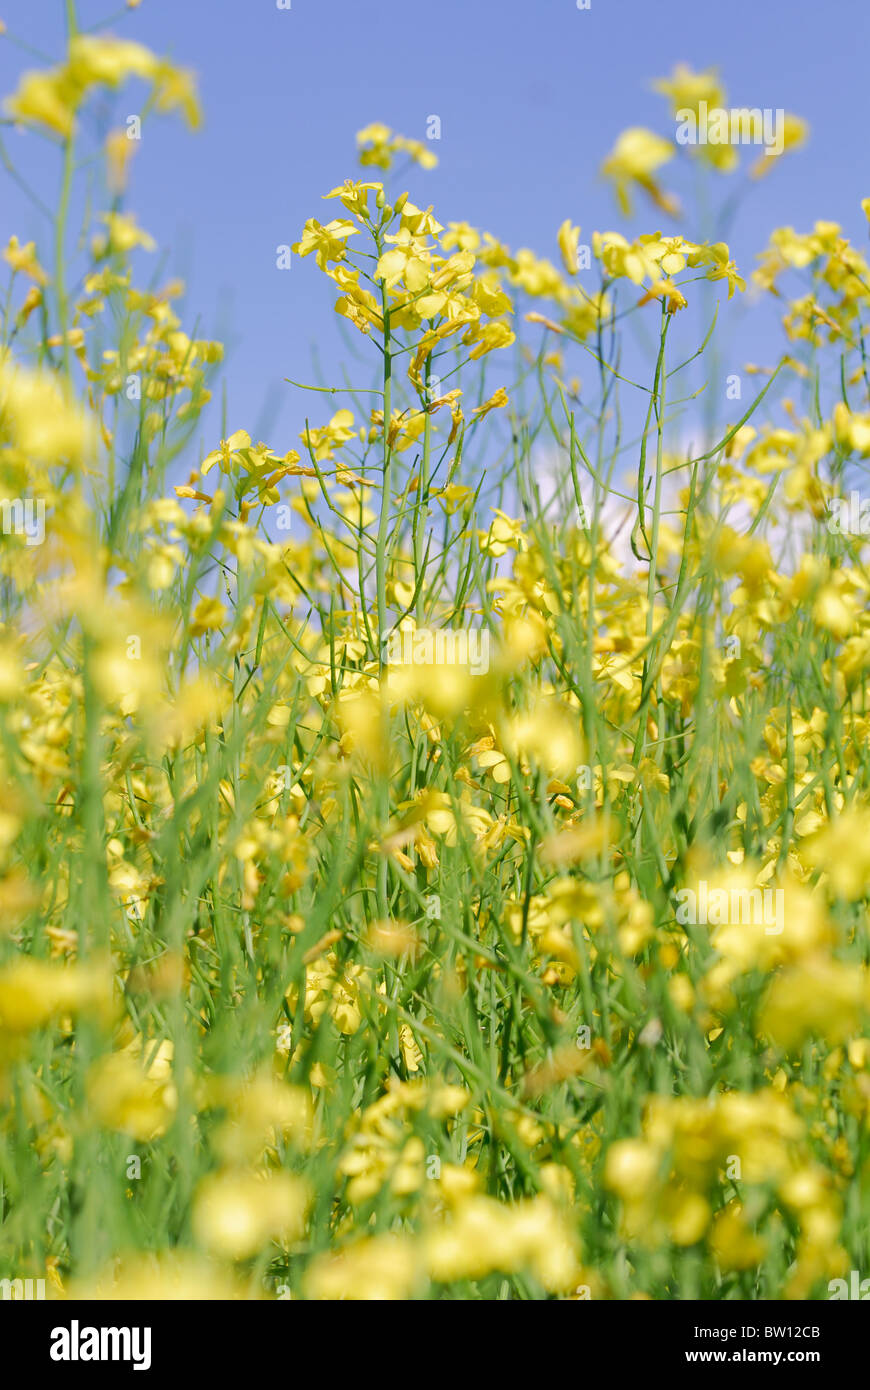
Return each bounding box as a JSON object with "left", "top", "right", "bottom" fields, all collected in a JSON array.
[{"left": 0, "top": 11, "right": 867, "bottom": 1305}]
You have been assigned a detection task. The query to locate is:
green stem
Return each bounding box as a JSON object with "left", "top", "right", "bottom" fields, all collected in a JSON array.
[{"left": 375, "top": 272, "right": 393, "bottom": 917}]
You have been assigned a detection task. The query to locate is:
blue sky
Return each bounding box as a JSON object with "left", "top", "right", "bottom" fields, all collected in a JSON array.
[{"left": 1, "top": 0, "right": 868, "bottom": 468}]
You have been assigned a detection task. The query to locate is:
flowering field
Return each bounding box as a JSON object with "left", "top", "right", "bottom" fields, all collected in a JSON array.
[{"left": 0, "top": 11, "right": 869, "bottom": 1304}]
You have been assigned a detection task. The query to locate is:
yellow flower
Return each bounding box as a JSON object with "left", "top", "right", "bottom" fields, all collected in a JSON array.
[
  {"left": 393, "top": 134, "right": 438, "bottom": 170},
  {"left": 442, "top": 221, "right": 481, "bottom": 253},
  {"left": 4, "top": 68, "right": 76, "bottom": 137},
  {"left": 470, "top": 386, "right": 509, "bottom": 421},
  {"left": 652, "top": 65, "right": 739, "bottom": 171},
  {"left": 423, "top": 1194, "right": 580, "bottom": 1291},
  {"left": 477, "top": 507, "right": 525, "bottom": 556},
  {"left": 305, "top": 1234, "right": 421, "bottom": 1300},
  {"left": 653, "top": 63, "right": 726, "bottom": 116},
  {"left": 293, "top": 217, "right": 358, "bottom": 270},
  {"left": 323, "top": 179, "right": 381, "bottom": 219},
  {"left": 205, "top": 1071, "right": 313, "bottom": 1163},
  {"left": 66, "top": 35, "right": 157, "bottom": 88},
  {"left": 330, "top": 264, "right": 382, "bottom": 335},
  {"left": 286, "top": 951, "right": 371, "bottom": 1035},
  {"left": 400, "top": 201, "right": 444, "bottom": 237},
  {"left": 301, "top": 408, "right": 355, "bottom": 462},
  {"left": 761, "top": 958, "right": 870, "bottom": 1052},
  {"left": 507, "top": 703, "right": 583, "bottom": 778},
  {"left": 356, "top": 122, "right": 396, "bottom": 168},
  {"left": 601, "top": 127, "right": 677, "bottom": 216},
  {"left": 833, "top": 401, "right": 870, "bottom": 455},
  {"left": 813, "top": 581, "right": 857, "bottom": 640},
  {"left": 4, "top": 37, "right": 196, "bottom": 139},
  {"left": 604, "top": 1138, "right": 660, "bottom": 1197},
  {"left": 692, "top": 240, "right": 745, "bottom": 297},
  {"left": 375, "top": 228, "right": 432, "bottom": 292},
  {"left": 86, "top": 1041, "right": 176, "bottom": 1141},
  {"left": 0, "top": 956, "right": 116, "bottom": 1032},
  {"left": 557, "top": 220, "right": 581, "bottom": 276},
  {"left": 803, "top": 808, "right": 870, "bottom": 898},
  {"left": 662, "top": 1187, "right": 711, "bottom": 1246},
  {"left": 0, "top": 358, "right": 96, "bottom": 462},
  {"left": 509, "top": 248, "right": 564, "bottom": 298},
  {"left": 3, "top": 236, "right": 49, "bottom": 285},
  {"left": 710, "top": 1202, "right": 768, "bottom": 1271},
  {"left": 71, "top": 1252, "right": 243, "bottom": 1301},
  {"left": 470, "top": 270, "right": 512, "bottom": 318},
  {"left": 637, "top": 277, "right": 687, "bottom": 314},
  {"left": 751, "top": 114, "right": 809, "bottom": 179},
  {"left": 201, "top": 428, "right": 252, "bottom": 476},
  {"left": 151, "top": 60, "right": 201, "bottom": 129},
  {"left": 192, "top": 1170, "right": 311, "bottom": 1261},
  {"left": 356, "top": 124, "right": 437, "bottom": 171},
  {"left": 190, "top": 596, "right": 227, "bottom": 636},
  {"left": 105, "top": 129, "right": 136, "bottom": 193},
  {"left": 464, "top": 319, "right": 515, "bottom": 359},
  {"left": 92, "top": 212, "right": 156, "bottom": 259},
  {"left": 593, "top": 231, "right": 660, "bottom": 285}
]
